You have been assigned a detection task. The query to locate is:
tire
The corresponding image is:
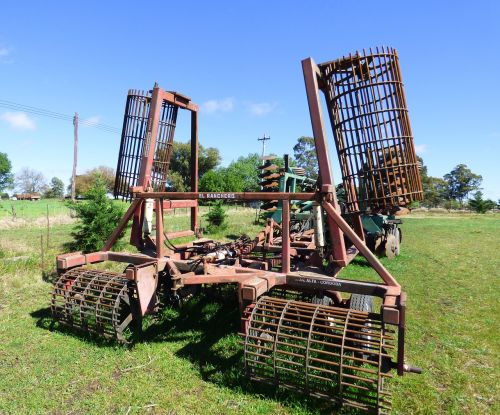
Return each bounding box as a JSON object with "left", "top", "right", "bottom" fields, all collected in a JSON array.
[
  {"left": 349, "top": 294, "right": 374, "bottom": 359},
  {"left": 393, "top": 227, "right": 401, "bottom": 256},
  {"left": 311, "top": 294, "right": 333, "bottom": 306},
  {"left": 350, "top": 293, "right": 374, "bottom": 312}
]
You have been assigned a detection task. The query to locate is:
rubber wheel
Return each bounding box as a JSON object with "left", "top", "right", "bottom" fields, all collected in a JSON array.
[
  {"left": 311, "top": 294, "right": 333, "bottom": 306},
  {"left": 349, "top": 294, "right": 374, "bottom": 359},
  {"left": 385, "top": 234, "right": 398, "bottom": 260},
  {"left": 393, "top": 227, "right": 401, "bottom": 256}
]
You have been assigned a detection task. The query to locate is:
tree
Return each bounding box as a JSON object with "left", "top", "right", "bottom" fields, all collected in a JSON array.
[
  {"left": 66, "top": 176, "right": 125, "bottom": 253},
  {"left": 167, "top": 141, "right": 221, "bottom": 191},
  {"left": 424, "top": 177, "right": 448, "bottom": 207},
  {"left": 87, "top": 166, "right": 115, "bottom": 192},
  {"left": 443, "top": 199, "right": 460, "bottom": 211},
  {"left": 225, "top": 153, "right": 261, "bottom": 192},
  {"left": 198, "top": 153, "right": 262, "bottom": 193},
  {"left": 15, "top": 167, "right": 46, "bottom": 194},
  {"left": 444, "top": 164, "right": 482, "bottom": 206},
  {"left": 206, "top": 200, "right": 228, "bottom": 230},
  {"left": 468, "top": 191, "right": 496, "bottom": 213},
  {"left": 44, "top": 177, "right": 65, "bottom": 199},
  {"left": 293, "top": 136, "right": 318, "bottom": 179},
  {"left": 199, "top": 168, "right": 243, "bottom": 192},
  {"left": 417, "top": 157, "right": 447, "bottom": 207},
  {"left": 199, "top": 153, "right": 297, "bottom": 193},
  {"left": 70, "top": 166, "right": 115, "bottom": 196},
  {"left": 166, "top": 171, "right": 186, "bottom": 191},
  {"left": 0, "top": 152, "right": 14, "bottom": 192}
]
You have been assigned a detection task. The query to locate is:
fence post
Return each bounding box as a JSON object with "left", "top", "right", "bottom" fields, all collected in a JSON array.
[
  {"left": 40, "top": 234, "right": 45, "bottom": 273},
  {"left": 46, "top": 204, "right": 50, "bottom": 249}
]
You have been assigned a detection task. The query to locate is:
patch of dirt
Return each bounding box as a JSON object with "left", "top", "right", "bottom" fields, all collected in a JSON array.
[{"left": 112, "top": 369, "right": 122, "bottom": 381}]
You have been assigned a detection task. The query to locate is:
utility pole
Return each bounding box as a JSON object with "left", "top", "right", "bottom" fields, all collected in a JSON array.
[
  {"left": 257, "top": 134, "right": 270, "bottom": 158},
  {"left": 71, "top": 112, "right": 78, "bottom": 201}
]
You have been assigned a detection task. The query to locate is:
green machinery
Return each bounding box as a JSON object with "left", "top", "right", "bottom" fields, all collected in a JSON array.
[
  {"left": 361, "top": 213, "right": 402, "bottom": 259},
  {"left": 259, "top": 155, "right": 404, "bottom": 259},
  {"left": 258, "top": 154, "right": 315, "bottom": 223}
]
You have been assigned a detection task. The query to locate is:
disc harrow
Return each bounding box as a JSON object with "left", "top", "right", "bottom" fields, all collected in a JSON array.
[
  {"left": 243, "top": 296, "right": 394, "bottom": 413},
  {"left": 51, "top": 53, "right": 423, "bottom": 413},
  {"left": 51, "top": 268, "right": 139, "bottom": 343}
]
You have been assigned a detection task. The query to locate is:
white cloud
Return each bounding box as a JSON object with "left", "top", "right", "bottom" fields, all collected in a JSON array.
[
  {"left": 0, "top": 46, "right": 13, "bottom": 63},
  {"left": 0, "top": 112, "right": 36, "bottom": 130},
  {"left": 201, "top": 97, "right": 234, "bottom": 114},
  {"left": 414, "top": 144, "right": 427, "bottom": 154},
  {"left": 81, "top": 115, "right": 101, "bottom": 127},
  {"left": 247, "top": 102, "right": 277, "bottom": 116}
]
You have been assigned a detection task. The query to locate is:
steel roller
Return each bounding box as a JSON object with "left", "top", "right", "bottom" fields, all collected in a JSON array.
[
  {"left": 243, "top": 296, "right": 395, "bottom": 413},
  {"left": 51, "top": 268, "right": 139, "bottom": 343}
]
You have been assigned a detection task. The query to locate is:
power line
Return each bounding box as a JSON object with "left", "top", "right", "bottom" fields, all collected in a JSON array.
[{"left": 0, "top": 99, "right": 121, "bottom": 134}]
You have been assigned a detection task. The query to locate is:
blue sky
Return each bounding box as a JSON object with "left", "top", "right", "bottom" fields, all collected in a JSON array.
[{"left": 0, "top": 1, "right": 498, "bottom": 199}]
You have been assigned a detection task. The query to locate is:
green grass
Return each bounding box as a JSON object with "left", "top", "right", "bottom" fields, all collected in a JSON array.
[
  {"left": 0, "top": 210, "right": 498, "bottom": 414},
  {"left": 0, "top": 199, "right": 71, "bottom": 219}
]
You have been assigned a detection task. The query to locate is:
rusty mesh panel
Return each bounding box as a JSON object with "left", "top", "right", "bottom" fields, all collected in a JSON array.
[
  {"left": 114, "top": 90, "right": 178, "bottom": 200},
  {"left": 114, "top": 90, "right": 151, "bottom": 199},
  {"left": 150, "top": 101, "right": 178, "bottom": 192},
  {"left": 320, "top": 47, "right": 423, "bottom": 213}
]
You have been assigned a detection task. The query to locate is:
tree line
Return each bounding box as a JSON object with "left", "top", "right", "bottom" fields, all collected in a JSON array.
[
  {"left": 0, "top": 139, "right": 497, "bottom": 213},
  {"left": 418, "top": 157, "right": 496, "bottom": 211}
]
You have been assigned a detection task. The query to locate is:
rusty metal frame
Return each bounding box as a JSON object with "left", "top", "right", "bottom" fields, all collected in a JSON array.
[
  {"left": 111, "top": 84, "right": 200, "bottom": 248},
  {"left": 56, "top": 60, "right": 420, "bottom": 380}
]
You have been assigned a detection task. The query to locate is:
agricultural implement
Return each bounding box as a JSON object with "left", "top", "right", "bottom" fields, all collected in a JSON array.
[
  {"left": 51, "top": 47, "right": 423, "bottom": 413},
  {"left": 259, "top": 159, "right": 409, "bottom": 259}
]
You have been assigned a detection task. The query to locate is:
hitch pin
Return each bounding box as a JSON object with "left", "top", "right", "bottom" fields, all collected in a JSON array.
[{"left": 403, "top": 364, "right": 422, "bottom": 374}]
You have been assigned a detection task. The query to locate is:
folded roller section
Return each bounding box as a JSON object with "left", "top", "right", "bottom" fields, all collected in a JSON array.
[
  {"left": 114, "top": 88, "right": 179, "bottom": 200},
  {"left": 319, "top": 47, "right": 423, "bottom": 213}
]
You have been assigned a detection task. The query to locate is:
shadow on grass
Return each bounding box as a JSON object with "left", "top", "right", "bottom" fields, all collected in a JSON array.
[
  {"left": 42, "top": 269, "right": 59, "bottom": 284},
  {"left": 30, "top": 306, "right": 133, "bottom": 348},
  {"left": 141, "top": 287, "right": 343, "bottom": 414},
  {"left": 349, "top": 256, "right": 373, "bottom": 268},
  {"left": 30, "top": 287, "right": 349, "bottom": 413}
]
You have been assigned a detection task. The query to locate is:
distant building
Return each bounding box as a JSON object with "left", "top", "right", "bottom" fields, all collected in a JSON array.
[{"left": 13, "top": 193, "right": 41, "bottom": 201}]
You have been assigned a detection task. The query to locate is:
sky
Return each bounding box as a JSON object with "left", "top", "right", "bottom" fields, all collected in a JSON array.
[{"left": 0, "top": 1, "right": 499, "bottom": 199}]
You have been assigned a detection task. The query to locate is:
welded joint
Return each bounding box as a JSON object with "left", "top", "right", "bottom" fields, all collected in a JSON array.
[
  {"left": 320, "top": 184, "right": 335, "bottom": 203},
  {"left": 382, "top": 294, "right": 399, "bottom": 325},
  {"left": 56, "top": 251, "right": 107, "bottom": 271},
  {"left": 125, "top": 262, "right": 159, "bottom": 315}
]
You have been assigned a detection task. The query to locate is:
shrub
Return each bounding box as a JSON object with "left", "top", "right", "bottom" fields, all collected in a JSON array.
[
  {"left": 468, "top": 191, "right": 496, "bottom": 214},
  {"left": 206, "top": 200, "right": 228, "bottom": 230},
  {"left": 66, "top": 176, "right": 125, "bottom": 253},
  {"left": 443, "top": 199, "right": 460, "bottom": 211}
]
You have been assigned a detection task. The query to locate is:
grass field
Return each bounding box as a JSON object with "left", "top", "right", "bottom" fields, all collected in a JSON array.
[
  {"left": 0, "top": 205, "right": 498, "bottom": 414},
  {"left": 0, "top": 199, "right": 71, "bottom": 219}
]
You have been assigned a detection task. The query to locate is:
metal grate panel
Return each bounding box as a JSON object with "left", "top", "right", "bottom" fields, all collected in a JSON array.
[
  {"left": 151, "top": 101, "right": 178, "bottom": 192},
  {"left": 114, "top": 89, "right": 179, "bottom": 200},
  {"left": 114, "top": 90, "right": 151, "bottom": 200}
]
